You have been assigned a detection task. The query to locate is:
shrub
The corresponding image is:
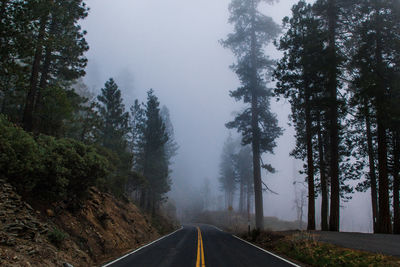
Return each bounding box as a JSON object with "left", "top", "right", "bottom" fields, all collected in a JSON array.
[
  {"left": 0, "top": 115, "right": 110, "bottom": 201},
  {"left": 47, "top": 227, "right": 67, "bottom": 247},
  {"left": 0, "top": 115, "right": 43, "bottom": 192}
]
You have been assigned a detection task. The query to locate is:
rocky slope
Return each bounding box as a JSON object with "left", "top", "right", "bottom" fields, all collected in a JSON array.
[{"left": 0, "top": 179, "right": 160, "bottom": 266}]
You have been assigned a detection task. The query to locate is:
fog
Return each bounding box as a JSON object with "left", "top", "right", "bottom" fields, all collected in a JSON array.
[{"left": 81, "top": 0, "right": 372, "bottom": 232}]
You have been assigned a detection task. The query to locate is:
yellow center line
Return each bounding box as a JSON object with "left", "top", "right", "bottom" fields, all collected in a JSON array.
[{"left": 196, "top": 227, "right": 206, "bottom": 267}]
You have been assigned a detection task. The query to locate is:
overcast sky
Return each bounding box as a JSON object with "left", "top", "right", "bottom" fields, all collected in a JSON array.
[{"left": 81, "top": 0, "right": 372, "bottom": 232}]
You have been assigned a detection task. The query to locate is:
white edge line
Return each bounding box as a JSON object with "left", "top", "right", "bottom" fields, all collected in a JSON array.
[
  {"left": 209, "top": 224, "right": 223, "bottom": 232},
  {"left": 232, "top": 235, "right": 301, "bottom": 267},
  {"left": 102, "top": 226, "right": 184, "bottom": 267}
]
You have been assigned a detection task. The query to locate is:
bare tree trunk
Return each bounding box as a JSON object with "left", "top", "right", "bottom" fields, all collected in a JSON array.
[
  {"left": 247, "top": 180, "right": 251, "bottom": 233},
  {"left": 365, "top": 102, "right": 379, "bottom": 233},
  {"left": 327, "top": 0, "right": 340, "bottom": 232},
  {"left": 239, "top": 179, "right": 245, "bottom": 213},
  {"left": 374, "top": 2, "right": 391, "bottom": 233},
  {"left": 305, "top": 87, "right": 315, "bottom": 231},
  {"left": 317, "top": 114, "right": 328, "bottom": 231},
  {"left": 376, "top": 117, "right": 391, "bottom": 233},
  {"left": 393, "top": 131, "right": 400, "bottom": 234},
  {"left": 250, "top": 0, "right": 263, "bottom": 231}
]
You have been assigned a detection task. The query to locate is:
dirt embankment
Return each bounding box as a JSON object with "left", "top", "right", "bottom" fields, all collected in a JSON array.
[{"left": 0, "top": 179, "right": 160, "bottom": 266}]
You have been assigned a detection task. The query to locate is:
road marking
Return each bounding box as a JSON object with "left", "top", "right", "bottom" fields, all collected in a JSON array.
[
  {"left": 102, "top": 226, "right": 184, "bottom": 267},
  {"left": 200, "top": 229, "right": 205, "bottom": 267},
  {"left": 232, "top": 235, "right": 301, "bottom": 267},
  {"left": 196, "top": 227, "right": 206, "bottom": 267},
  {"left": 209, "top": 225, "right": 223, "bottom": 232}
]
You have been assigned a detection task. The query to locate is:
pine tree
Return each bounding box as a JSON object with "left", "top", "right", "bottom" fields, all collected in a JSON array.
[
  {"left": 221, "top": 0, "right": 283, "bottom": 230},
  {"left": 160, "top": 106, "right": 179, "bottom": 165},
  {"left": 21, "top": 0, "right": 89, "bottom": 132},
  {"left": 346, "top": 0, "right": 400, "bottom": 234},
  {"left": 219, "top": 135, "right": 238, "bottom": 209},
  {"left": 275, "top": 1, "right": 328, "bottom": 230},
  {"left": 97, "top": 78, "right": 130, "bottom": 153},
  {"left": 234, "top": 145, "right": 253, "bottom": 214},
  {"left": 139, "top": 89, "right": 171, "bottom": 214}
]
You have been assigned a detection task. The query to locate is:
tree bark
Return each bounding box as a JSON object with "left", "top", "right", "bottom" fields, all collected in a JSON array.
[
  {"left": 374, "top": 1, "right": 392, "bottom": 233},
  {"left": 365, "top": 102, "right": 379, "bottom": 233},
  {"left": 239, "top": 178, "right": 245, "bottom": 213},
  {"left": 393, "top": 131, "right": 400, "bottom": 234},
  {"left": 327, "top": 0, "right": 340, "bottom": 232},
  {"left": 250, "top": 0, "right": 264, "bottom": 231},
  {"left": 305, "top": 86, "right": 315, "bottom": 230},
  {"left": 376, "top": 117, "right": 391, "bottom": 233},
  {"left": 34, "top": 15, "right": 57, "bottom": 132},
  {"left": 317, "top": 113, "right": 329, "bottom": 231}
]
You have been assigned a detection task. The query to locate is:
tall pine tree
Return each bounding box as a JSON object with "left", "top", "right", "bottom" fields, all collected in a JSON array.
[{"left": 222, "top": 0, "right": 283, "bottom": 230}]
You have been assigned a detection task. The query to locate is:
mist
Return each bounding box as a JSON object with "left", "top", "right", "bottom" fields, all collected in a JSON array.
[{"left": 81, "top": 0, "right": 372, "bottom": 233}]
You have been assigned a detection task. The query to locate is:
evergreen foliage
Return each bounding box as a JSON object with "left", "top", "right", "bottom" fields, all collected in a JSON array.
[
  {"left": 222, "top": 0, "right": 283, "bottom": 230},
  {"left": 0, "top": 115, "right": 109, "bottom": 200}
]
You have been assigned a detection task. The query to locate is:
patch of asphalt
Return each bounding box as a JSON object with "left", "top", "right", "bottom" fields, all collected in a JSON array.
[{"left": 312, "top": 231, "right": 400, "bottom": 257}]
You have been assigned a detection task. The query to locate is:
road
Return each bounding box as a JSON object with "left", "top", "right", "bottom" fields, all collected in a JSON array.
[
  {"left": 103, "top": 224, "right": 299, "bottom": 267},
  {"left": 315, "top": 231, "right": 400, "bottom": 258}
]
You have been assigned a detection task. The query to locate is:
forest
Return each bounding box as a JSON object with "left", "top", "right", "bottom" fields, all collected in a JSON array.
[
  {"left": 217, "top": 0, "right": 400, "bottom": 235},
  {"left": 0, "top": 0, "right": 177, "bottom": 216},
  {"left": 0, "top": 0, "right": 399, "bottom": 238}
]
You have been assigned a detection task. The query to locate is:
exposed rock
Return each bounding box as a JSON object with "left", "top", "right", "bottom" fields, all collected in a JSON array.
[
  {"left": 46, "top": 209, "right": 55, "bottom": 217},
  {"left": 0, "top": 180, "right": 91, "bottom": 266}
]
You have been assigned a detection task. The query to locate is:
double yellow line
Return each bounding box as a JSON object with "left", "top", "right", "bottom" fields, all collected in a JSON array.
[{"left": 196, "top": 227, "right": 205, "bottom": 267}]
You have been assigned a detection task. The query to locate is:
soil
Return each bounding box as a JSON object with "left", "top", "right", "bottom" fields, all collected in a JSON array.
[{"left": 0, "top": 179, "right": 160, "bottom": 266}]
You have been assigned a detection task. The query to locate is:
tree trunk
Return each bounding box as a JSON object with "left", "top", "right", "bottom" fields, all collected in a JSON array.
[
  {"left": 34, "top": 44, "right": 52, "bottom": 132},
  {"left": 374, "top": 3, "right": 392, "bottom": 233},
  {"left": 317, "top": 113, "right": 328, "bottom": 231},
  {"left": 393, "top": 131, "right": 400, "bottom": 234},
  {"left": 365, "top": 102, "right": 379, "bottom": 233},
  {"left": 247, "top": 181, "right": 251, "bottom": 233},
  {"left": 327, "top": 0, "right": 340, "bottom": 232},
  {"left": 250, "top": 0, "right": 263, "bottom": 231},
  {"left": 22, "top": 15, "right": 48, "bottom": 132},
  {"left": 239, "top": 178, "right": 245, "bottom": 213},
  {"left": 305, "top": 87, "right": 315, "bottom": 231},
  {"left": 376, "top": 117, "right": 391, "bottom": 233},
  {"left": 34, "top": 13, "right": 58, "bottom": 132}
]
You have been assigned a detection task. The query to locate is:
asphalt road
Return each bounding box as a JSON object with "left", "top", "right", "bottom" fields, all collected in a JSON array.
[
  {"left": 103, "top": 224, "right": 299, "bottom": 267},
  {"left": 315, "top": 231, "right": 400, "bottom": 257}
]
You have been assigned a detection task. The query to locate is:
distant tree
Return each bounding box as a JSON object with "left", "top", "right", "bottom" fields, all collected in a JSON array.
[
  {"left": 201, "top": 178, "right": 212, "bottom": 211},
  {"left": 219, "top": 135, "right": 238, "bottom": 209},
  {"left": 129, "top": 99, "right": 146, "bottom": 172},
  {"left": 233, "top": 145, "right": 253, "bottom": 214},
  {"left": 160, "top": 106, "right": 179, "bottom": 165},
  {"left": 221, "top": 0, "right": 283, "bottom": 230}
]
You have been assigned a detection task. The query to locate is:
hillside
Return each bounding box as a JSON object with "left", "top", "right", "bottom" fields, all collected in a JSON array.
[{"left": 0, "top": 179, "right": 161, "bottom": 266}]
